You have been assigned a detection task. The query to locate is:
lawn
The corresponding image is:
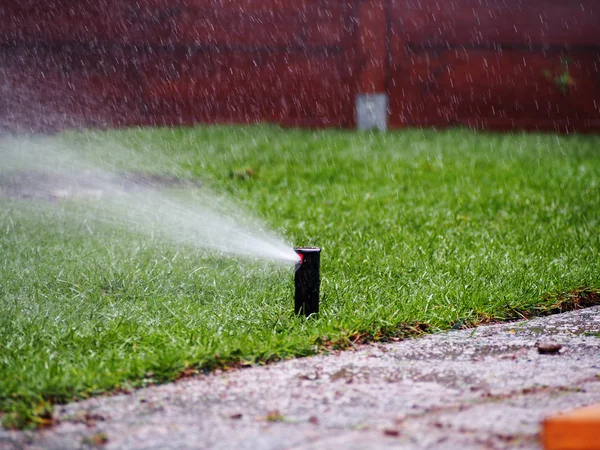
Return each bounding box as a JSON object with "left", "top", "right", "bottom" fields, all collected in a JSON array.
[{"left": 1, "top": 126, "right": 599, "bottom": 427}]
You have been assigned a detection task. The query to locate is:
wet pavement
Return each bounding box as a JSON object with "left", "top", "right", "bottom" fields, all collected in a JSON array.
[{"left": 2, "top": 306, "right": 599, "bottom": 450}]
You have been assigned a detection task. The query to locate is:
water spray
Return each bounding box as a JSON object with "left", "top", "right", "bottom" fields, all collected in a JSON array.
[{"left": 294, "top": 247, "right": 321, "bottom": 317}]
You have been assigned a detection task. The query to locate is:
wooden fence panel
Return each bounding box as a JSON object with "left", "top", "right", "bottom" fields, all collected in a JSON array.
[
  {"left": 1, "top": 1, "right": 350, "bottom": 48},
  {"left": 1, "top": 0, "right": 599, "bottom": 132},
  {"left": 393, "top": 0, "right": 600, "bottom": 47},
  {"left": 388, "top": 0, "right": 600, "bottom": 131},
  {"left": 0, "top": 0, "right": 358, "bottom": 132}
]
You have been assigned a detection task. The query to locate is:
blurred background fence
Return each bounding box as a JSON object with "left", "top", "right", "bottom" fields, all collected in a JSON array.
[{"left": 1, "top": 0, "right": 599, "bottom": 133}]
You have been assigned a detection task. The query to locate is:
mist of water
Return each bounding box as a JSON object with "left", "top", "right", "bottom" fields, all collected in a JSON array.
[{"left": 0, "top": 136, "right": 300, "bottom": 265}]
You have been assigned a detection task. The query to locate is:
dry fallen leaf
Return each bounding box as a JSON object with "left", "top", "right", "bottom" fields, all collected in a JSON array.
[{"left": 383, "top": 428, "right": 400, "bottom": 437}]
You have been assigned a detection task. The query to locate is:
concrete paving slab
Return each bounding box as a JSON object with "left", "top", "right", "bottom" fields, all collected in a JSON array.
[{"left": 2, "top": 306, "right": 599, "bottom": 450}]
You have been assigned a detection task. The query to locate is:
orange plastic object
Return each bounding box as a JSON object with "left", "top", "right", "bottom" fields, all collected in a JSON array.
[{"left": 542, "top": 404, "right": 600, "bottom": 450}]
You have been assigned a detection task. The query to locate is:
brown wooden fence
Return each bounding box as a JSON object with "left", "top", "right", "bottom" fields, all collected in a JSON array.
[
  {"left": 1, "top": 0, "right": 599, "bottom": 133},
  {"left": 387, "top": 0, "right": 600, "bottom": 132}
]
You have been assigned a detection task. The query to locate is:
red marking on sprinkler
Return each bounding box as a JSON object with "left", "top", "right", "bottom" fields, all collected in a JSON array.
[{"left": 298, "top": 253, "right": 304, "bottom": 264}]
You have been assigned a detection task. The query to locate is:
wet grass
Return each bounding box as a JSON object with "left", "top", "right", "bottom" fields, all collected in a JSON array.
[{"left": 1, "top": 126, "right": 600, "bottom": 427}]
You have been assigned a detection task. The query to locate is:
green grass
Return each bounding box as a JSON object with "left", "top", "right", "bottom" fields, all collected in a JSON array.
[{"left": 1, "top": 126, "right": 599, "bottom": 427}]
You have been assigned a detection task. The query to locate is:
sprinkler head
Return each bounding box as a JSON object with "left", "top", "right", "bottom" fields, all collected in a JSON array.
[{"left": 294, "top": 247, "right": 321, "bottom": 317}]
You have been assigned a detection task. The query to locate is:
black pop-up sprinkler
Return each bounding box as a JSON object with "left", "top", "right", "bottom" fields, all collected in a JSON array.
[{"left": 294, "top": 247, "right": 321, "bottom": 317}]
